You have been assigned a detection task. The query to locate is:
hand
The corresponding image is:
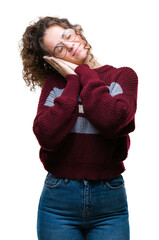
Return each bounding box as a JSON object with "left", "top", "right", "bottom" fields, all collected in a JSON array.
[
  {"left": 43, "top": 56, "right": 78, "bottom": 78},
  {"left": 59, "top": 59, "right": 79, "bottom": 71}
]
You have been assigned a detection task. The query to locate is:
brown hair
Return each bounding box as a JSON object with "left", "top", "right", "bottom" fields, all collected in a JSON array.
[{"left": 19, "top": 16, "right": 95, "bottom": 92}]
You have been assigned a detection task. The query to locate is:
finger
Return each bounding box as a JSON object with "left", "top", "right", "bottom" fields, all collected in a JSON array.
[
  {"left": 44, "top": 56, "right": 77, "bottom": 69},
  {"left": 43, "top": 56, "right": 61, "bottom": 67},
  {"left": 43, "top": 56, "right": 56, "bottom": 62},
  {"left": 43, "top": 55, "right": 60, "bottom": 62},
  {"left": 59, "top": 59, "right": 78, "bottom": 69},
  {"left": 43, "top": 56, "right": 69, "bottom": 74}
]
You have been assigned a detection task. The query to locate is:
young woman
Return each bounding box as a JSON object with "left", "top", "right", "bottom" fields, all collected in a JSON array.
[{"left": 20, "top": 16, "right": 138, "bottom": 240}]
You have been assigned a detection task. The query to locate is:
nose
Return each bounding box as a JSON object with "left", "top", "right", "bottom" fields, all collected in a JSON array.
[{"left": 61, "top": 40, "right": 75, "bottom": 50}]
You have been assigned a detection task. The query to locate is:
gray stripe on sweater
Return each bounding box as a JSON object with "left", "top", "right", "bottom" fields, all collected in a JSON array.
[
  {"left": 71, "top": 116, "right": 100, "bottom": 134},
  {"left": 43, "top": 82, "right": 123, "bottom": 135},
  {"left": 44, "top": 88, "right": 64, "bottom": 107},
  {"left": 106, "top": 82, "right": 123, "bottom": 97},
  {"left": 44, "top": 82, "right": 123, "bottom": 107}
]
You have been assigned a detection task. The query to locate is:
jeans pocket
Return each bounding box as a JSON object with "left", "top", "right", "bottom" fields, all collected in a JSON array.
[
  {"left": 44, "top": 173, "right": 64, "bottom": 189},
  {"left": 105, "top": 175, "right": 124, "bottom": 190}
]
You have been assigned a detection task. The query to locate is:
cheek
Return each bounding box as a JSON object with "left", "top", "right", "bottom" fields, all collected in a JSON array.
[
  {"left": 80, "top": 45, "right": 89, "bottom": 56},
  {"left": 75, "top": 49, "right": 88, "bottom": 62}
]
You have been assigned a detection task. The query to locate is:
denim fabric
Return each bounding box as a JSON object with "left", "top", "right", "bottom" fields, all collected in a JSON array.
[{"left": 37, "top": 173, "right": 129, "bottom": 240}]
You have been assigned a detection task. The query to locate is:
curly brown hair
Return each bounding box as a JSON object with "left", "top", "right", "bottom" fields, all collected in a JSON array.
[{"left": 19, "top": 16, "right": 95, "bottom": 92}]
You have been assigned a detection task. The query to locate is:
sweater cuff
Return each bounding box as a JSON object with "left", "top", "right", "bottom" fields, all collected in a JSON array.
[
  {"left": 74, "top": 64, "right": 90, "bottom": 74},
  {"left": 75, "top": 64, "right": 100, "bottom": 86},
  {"left": 62, "top": 74, "right": 80, "bottom": 100},
  {"left": 65, "top": 73, "right": 79, "bottom": 82}
]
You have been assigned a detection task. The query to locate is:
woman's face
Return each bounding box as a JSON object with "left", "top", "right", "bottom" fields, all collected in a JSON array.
[{"left": 43, "top": 25, "right": 90, "bottom": 64}]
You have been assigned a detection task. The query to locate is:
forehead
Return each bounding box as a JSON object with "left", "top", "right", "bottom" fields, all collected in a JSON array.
[{"left": 43, "top": 25, "right": 67, "bottom": 50}]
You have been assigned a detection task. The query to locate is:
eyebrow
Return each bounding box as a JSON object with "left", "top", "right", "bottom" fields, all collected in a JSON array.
[
  {"left": 55, "top": 29, "right": 68, "bottom": 48},
  {"left": 62, "top": 29, "right": 67, "bottom": 38}
]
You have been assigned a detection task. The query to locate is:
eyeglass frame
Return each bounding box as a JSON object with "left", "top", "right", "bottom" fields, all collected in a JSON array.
[{"left": 52, "top": 28, "right": 77, "bottom": 59}]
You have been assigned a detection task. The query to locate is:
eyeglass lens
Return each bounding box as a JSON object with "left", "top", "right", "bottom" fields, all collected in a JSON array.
[{"left": 54, "top": 29, "right": 76, "bottom": 58}]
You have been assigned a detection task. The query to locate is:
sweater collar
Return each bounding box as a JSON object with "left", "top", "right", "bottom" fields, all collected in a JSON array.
[{"left": 92, "top": 64, "right": 113, "bottom": 73}]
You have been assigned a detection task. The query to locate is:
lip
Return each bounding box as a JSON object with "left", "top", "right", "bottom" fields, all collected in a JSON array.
[{"left": 73, "top": 44, "right": 81, "bottom": 56}]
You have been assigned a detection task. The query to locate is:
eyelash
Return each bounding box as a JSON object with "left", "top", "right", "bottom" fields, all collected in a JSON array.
[{"left": 67, "top": 35, "right": 71, "bottom": 39}]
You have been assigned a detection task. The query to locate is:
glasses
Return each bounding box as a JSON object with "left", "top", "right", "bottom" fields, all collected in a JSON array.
[{"left": 53, "top": 28, "right": 76, "bottom": 59}]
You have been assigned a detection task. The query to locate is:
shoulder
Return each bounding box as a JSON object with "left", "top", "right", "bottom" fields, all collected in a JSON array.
[
  {"left": 103, "top": 65, "right": 138, "bottom": 94},
  {"left": 117, "top": 66, "right": 138, "bottom": 79},
  {"left": 107, "top": 64, "right": 137, "bottom": 75},
  {"left": 108, "top": 65, "right": 138, "bottom": 85}
]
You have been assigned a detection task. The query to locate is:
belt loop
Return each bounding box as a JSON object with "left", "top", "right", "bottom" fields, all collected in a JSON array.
[
  {"left": 83, "top": 180, "right": 88, "bottom": 186},
  {"left": 64, "top": 178, "right": 69, "bottom": 184}
]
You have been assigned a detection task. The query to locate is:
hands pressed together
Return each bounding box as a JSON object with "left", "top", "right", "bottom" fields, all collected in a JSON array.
[{"left": 43, "top": 56, "right": 79, "bottom": 79}]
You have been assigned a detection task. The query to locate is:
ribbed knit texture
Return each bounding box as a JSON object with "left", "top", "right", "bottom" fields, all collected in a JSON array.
[{"left": 33, "top": 64, "right": 138, "bottom": 180}]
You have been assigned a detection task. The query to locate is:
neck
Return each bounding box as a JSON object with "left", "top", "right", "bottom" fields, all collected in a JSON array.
[{"left": 83, "top": 53, "right": 102, "bottom": 69}]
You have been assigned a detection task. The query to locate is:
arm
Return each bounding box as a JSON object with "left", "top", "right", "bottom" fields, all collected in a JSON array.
[
  {"left": 75, "top": 64, "right": 138, "bottom": 139},
  {"left": 33, "top": 73, "right": 80, "bottom": 151}
]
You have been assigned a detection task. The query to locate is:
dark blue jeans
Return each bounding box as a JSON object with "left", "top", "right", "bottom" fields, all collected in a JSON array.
[{"left": 37, "top": 173, "right": 130, "bottom": 240}]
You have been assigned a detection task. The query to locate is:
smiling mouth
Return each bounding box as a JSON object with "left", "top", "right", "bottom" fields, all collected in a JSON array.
[{"left": 73, "top": 44, "right": 81, "bottom": 56}]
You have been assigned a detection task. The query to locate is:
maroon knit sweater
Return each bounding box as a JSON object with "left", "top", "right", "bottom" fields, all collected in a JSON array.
[{"left": 33, "top": 64, "right": 138, "bottom": 180}]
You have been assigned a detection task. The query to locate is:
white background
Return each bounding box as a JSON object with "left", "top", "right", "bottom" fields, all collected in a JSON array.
[{"left": 1, "top": 0, "right": 159, "bottom": 239}]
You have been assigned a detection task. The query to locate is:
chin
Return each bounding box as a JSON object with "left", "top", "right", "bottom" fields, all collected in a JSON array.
[
  {"left": 68, "top": 50, "right": 89, "bottom": 64},
  {"left": 78, "top": 51, "right": 89, "bottom": 63},
  {"left": 69, "top": 57, "right": 86, "bottom": 65}
]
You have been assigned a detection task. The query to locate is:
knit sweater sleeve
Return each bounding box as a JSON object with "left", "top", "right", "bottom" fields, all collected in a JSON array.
[
  {"left": 32, "top": 73, "right": 80, "bottom": 151},
  {"left": 74, "top": 64, "right": 138, "bottom": 139}
]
